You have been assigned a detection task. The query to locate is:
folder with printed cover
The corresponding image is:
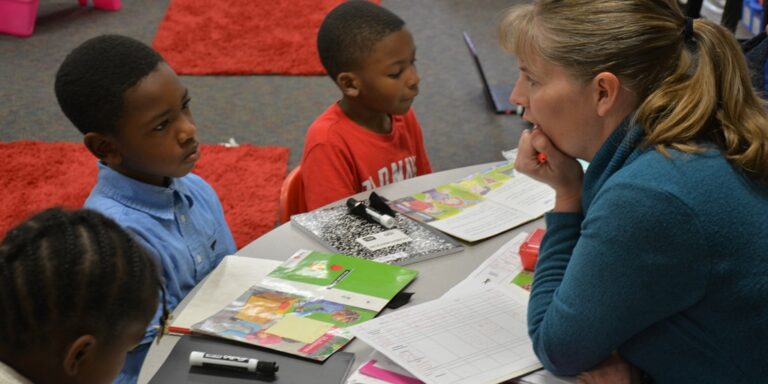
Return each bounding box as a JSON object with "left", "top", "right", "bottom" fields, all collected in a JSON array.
[{"left": 191, "top": 250, "right": 417, "bottom": 361}]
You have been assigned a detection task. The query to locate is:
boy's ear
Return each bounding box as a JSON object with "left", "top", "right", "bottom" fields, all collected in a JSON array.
[
  {"left": 62, "top": 335, "right": 96, "bottom": 376},
  {"left": 336, "top": 72, "right": 360, "bottom": 98},
  {"left": 83, "top": 132, "right": 122, "bottom": 166}
]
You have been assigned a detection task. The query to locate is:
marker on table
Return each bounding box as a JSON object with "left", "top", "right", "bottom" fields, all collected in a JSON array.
[
  {"left": 189, "top": 351, "right": 279, "bottom": 376},
  {"left": 167, "top": 325, "right": 191, "bottom": 335},
  {"left": 346, "top": 198, "right": 396, "bottom": 228}
]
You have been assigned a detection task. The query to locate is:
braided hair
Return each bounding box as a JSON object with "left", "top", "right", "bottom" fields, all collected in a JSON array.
[{"left": 0, "top": 208, "right": 167, "bottom": 352}]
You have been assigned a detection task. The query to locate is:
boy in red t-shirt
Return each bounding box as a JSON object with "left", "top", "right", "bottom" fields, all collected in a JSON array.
[{"left": 301, "top": 1, "right": 432, "bottom": 210}]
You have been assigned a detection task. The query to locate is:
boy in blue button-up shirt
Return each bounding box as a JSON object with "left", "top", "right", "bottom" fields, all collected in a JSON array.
[{"left": 54, "top": 35, "right": 237, "bottom": 384}]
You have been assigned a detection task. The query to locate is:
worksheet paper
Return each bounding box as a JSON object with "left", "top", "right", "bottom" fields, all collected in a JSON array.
[
  {"left": 349, "top": 285, "right": 541, "bottom": 384},
  {"left": 442, "top": 232, "right": 527, "bottom": 298},
  {"left": 441, "top": 234, "right": 579, "bottom": 384}
]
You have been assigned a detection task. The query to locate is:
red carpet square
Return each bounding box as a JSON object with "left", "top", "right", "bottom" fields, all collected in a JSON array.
[
  {"left": 0, "top": 141, "right": 289, "bottom": 249},
  {"left": 152, "top": 0, "right": 378, "bottom": 75}
]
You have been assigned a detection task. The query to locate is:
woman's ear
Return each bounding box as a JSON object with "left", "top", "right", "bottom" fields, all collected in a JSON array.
[
  {"left": 336, "top": 72, "right": 360, "bottom": 97},
  {"left": 592, "top": 72, "right": 622, "bottom": 117},
  {"left": 62, "top": 335, "right": 96, "bottom": 376},
  {"left": 83, "top": 133, "right": 122, "bottom": 166}
]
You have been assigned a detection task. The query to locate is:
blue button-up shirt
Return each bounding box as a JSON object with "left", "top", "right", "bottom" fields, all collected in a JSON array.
[{"left": 84, "top": 162, "right": 236, "bottom": 383}]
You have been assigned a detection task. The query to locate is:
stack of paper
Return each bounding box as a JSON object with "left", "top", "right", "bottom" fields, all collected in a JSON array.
[{"left": 347, "top": 234, "right": 577, "bottom": 384}]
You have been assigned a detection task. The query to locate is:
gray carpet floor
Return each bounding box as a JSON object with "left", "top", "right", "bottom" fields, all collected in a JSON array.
[{"left": 0, "top": 0, "right": 531, "bottom": 173}]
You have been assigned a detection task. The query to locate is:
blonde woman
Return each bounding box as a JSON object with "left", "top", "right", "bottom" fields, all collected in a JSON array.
[{"left": 501, "top": 0, "right": 768, "bottom": 383}]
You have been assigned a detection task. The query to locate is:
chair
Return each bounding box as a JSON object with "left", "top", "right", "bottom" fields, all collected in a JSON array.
[
  {"left": 278, "top": 166, "right": 307, "bottom": 224},
  {"left": 0, "top": 0, "right": 121, "bottom": 37}
]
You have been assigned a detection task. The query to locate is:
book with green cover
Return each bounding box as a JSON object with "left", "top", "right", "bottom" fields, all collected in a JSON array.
[{"left": 191, "top": 249, "right": 417, "bottom": 361}]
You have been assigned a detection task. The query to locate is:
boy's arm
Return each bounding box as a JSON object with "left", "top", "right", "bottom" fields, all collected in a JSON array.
[
  {"left": 302, "top": 143, "right": 359, "bottom": 211},
  {"left": 201, "top": 178, "right": 237, "bottom": 254},
  {"left": 406, "top": 109, "right": 432, "bottom": 175},
  {"left": 415, "top": 137, "right": 432, "bottom": 175}
]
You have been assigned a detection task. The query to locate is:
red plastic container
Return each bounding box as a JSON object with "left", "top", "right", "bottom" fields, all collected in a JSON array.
[
  {"left": 0, "top": 0, "right": 39, "bottom": 37},
  {"left": 519, "top": 228, "right": 545, "bottom": 271}
]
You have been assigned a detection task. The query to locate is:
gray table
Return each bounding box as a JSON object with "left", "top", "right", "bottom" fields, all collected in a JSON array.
[{"left": 138, "top": 162, "right": 545, "bottom": 383}]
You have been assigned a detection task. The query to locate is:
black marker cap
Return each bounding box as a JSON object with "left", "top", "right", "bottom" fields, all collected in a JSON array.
[{"left": 256, "top": 361, "right": 279, "bottom": 375}]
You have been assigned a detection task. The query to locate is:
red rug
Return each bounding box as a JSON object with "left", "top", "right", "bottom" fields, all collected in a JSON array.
[
  {"left": 152, "top": 0, "right": 379, "bottom": 75},
  {"left": 0, "top": 141, "right": 289, "bottom": 249}
]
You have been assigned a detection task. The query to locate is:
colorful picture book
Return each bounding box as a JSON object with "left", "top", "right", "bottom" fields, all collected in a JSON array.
[
  {"left": 291, "top": 201, "right": 463, "bottom": 265},
  {"left": 191, "top": 250, "right": 418, "bottom": 361},
  {"left": 388, "top": 162, "right": 555, "bottom": 242}
]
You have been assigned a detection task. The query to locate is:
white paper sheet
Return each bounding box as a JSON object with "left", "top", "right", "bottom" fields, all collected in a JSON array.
[
  {"left": 443, "top": 232, "right": 528, "bottom": 298},
  {"left": 349, "top": 285, "right": 541, "bottom": 384},
  {"left": 170, "top": 255, "right": 281, "bottom": 329}
]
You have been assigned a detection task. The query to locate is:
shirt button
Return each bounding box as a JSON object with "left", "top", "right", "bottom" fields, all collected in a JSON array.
[
  {"left": 196, "top": 255, "right": 203, "bottom": 264},
  {"left": 180, "top": 214, "right": 187, "bottom": 223}
]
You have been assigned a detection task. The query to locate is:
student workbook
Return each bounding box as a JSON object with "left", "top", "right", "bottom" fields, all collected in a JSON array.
[
  {"left": 388, "top": 162, "right": 555, "bottom": 242},
  {"left": 291, "top": 198, "right": 463, "bottom": 265},
  {"left": 191, "top": 250, "right": 417, "bottom": 361}
]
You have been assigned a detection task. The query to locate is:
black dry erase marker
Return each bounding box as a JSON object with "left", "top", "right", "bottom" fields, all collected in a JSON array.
[
  {"left": 346, "top": 198, "right": 396, "bottom": 228},
  {"left": 189, "top": 351, "right": 279, "bottom": 376}
]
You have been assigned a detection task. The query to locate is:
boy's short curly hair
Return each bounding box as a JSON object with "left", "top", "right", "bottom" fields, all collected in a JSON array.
[
  {"left": 54, "top": 34, "right": 164, "bottom": 135},
  {"left": 317, "top": 1, "right": 405, "bottom": 81}
]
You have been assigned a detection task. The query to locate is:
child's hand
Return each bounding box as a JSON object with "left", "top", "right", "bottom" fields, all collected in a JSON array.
[
  {"left": 515, "top": 126, "right": 583, "bottom": 212},
  {"left": 577, "top": 354, "right": 643, "bottom": 384}
]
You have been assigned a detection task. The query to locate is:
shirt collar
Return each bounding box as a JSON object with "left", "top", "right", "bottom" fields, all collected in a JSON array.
[
  {"left": 581, "top": 115, "right": 645, "bottom": 211},
  {"left": 94, "top": 162, "right": 193, "bottom": 221}
]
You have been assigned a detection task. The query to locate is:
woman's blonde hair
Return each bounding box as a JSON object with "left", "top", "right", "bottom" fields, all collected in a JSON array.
[{"left": 499, "top": 0, "right": 768, "bottom": 181}]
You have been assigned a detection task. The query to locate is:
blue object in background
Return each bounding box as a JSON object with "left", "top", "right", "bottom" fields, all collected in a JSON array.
[
  {"left": 764, "top": 59, "right": 768, "bottom": 93},
  {"left": 743, "top": 0, "right": 764, "bottom": 35}
]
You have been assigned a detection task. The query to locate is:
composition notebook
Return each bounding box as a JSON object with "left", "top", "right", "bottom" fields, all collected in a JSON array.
[
  {"left": 149, "top": 335, "right": 355, "bottom": 384},
  {"left": 291, "top": 195, "right": 463, "bottom": 265},
  {"left": 388, "top": 162, "right": 555, "bottom": 242},
  {"left": 191, "top": 250, "right": 417, "bottom": 361}
]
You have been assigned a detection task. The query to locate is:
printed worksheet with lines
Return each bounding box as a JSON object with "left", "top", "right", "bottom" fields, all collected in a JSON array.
[{"left": 349, "top": 285, "right": 541, "bottom": 384}]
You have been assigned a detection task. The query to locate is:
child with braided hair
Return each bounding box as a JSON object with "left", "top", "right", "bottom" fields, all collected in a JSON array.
[{"left": 0, "top": 208, "right": 166, "bottom": 384}]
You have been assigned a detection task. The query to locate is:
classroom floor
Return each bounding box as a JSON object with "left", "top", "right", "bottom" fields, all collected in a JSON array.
[{"left": 0, "top": 0, "right": 530, "bottom": 172}]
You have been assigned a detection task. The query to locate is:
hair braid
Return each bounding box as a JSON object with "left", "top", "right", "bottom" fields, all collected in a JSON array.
[{"left": 0, "top": 208, "right": 163, "bottom": 352}]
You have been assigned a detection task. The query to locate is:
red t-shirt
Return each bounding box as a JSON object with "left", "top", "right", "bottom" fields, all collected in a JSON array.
[{"left": 300, "top": 103, "right": 432, "bottom": 211}]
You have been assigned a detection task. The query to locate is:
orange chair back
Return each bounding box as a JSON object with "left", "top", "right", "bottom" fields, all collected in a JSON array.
[{"left": 278, "top": 166, "right": 307, "bottom": 223}]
